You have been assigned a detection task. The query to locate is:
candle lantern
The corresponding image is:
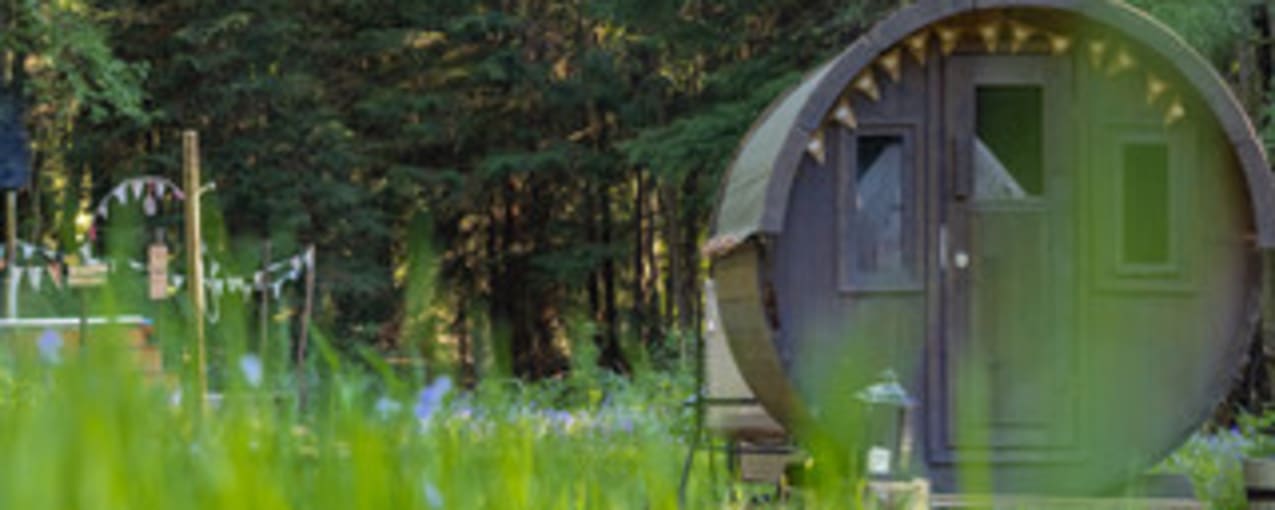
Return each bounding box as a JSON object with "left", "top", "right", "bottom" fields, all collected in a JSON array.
[{"left": 857, "top": 370, "right": 917, "bottom": 479}]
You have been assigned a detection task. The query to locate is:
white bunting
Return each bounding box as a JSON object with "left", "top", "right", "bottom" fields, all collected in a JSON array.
[
  {"left": 28, "top": 266, "right": 42, "bottom": 290},
  {"left": 271, "top": 280, "right": 285, "bottom": 299},
  {"left": 112, "top": 186, "right": 128, "bottom": 205},
  {"left": 143, "top": 195, "right": 158, "bottom": 216},
  {"left": 130, "top": 179, "right": 146, "bottom": 200},
  {"left": 97, "top": 203, "right": 110, "bottom": 220},
  {"left": 20, "top": 244, "right": 34, "bottom": 259},
  {"left": 291, "top": 255, "right": 303, "bottom": 272}
]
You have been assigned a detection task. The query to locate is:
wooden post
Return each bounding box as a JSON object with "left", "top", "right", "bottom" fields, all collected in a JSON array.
[
  {"left": 182, "top": 130, "right": 207, "bottom": 408},
  {"left": 258, "top": 239, "right": 271, "bottom": 353},
  {"left": 4, "top": 190, "right": 14, "bottom": 319},
  {"left": 296, "top": 245, "right": 315, "bottom": 407}
]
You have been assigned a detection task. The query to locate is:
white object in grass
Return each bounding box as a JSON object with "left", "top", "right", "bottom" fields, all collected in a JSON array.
[{"left": 868, "top": 446, "right": 892, "bottom": 475}]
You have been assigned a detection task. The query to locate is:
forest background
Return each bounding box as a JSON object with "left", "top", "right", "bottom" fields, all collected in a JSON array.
[{"left": 1, "top": 0, "right": 1268, "bottom": 385}]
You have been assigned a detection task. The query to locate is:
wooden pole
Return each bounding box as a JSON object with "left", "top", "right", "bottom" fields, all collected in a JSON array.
[
  {"left": 258, "top": 239, "right": 271, "bottom": 353},
  {"left": 182, "top": 130, "right": 207, "bottom": 409},
  {"left": 296, "top": 245, "right": 315, "bottom": 408},
  {"left": 5, "top": 190, "right": 15, "bottom": 319}
]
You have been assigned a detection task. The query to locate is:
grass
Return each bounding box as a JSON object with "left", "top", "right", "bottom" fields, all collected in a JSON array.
[
  {"left": 0, "top": 327, "right": 723, "bottom": 509},
  {"left": 0, "top": 316, "right": 1267, "bottom": 509}
]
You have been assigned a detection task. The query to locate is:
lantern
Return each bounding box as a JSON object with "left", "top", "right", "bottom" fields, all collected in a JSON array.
[{"left": 857, "top": 370, "right": 917, "bottom": 479}]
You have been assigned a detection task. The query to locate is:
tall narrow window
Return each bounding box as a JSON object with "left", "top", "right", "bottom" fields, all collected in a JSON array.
[
  {"left": 849, "top": 133, "right": 910, "bottom": 286},
  {"left": 1121, "top": 143, "right": 1170, "bottom": 265},
  {"left": 975, "top": 86, "right": 1043, "bottom": 199}
]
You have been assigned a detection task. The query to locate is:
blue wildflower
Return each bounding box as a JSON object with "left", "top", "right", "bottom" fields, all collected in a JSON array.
[
  {"left": 238, "top": 354, "right": 263, "bottom": 387},
  {"left": 375, "top": 397, "right": 402, "bottom": 418},
  {"left": 415, "top": 376, "right": 453, "bottom": 422}
]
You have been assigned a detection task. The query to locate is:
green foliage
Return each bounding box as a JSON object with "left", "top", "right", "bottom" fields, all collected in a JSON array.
[{"left": 1122, "top": 0, "right": 1252, "bottom": 67}]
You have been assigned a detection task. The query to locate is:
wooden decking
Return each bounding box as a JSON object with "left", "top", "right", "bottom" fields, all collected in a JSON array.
[{"left": 928, "top": 494, "right": 1203, "bottom": 509}]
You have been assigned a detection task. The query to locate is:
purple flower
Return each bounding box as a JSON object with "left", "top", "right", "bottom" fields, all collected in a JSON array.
[
  {"left": 415, "top": 376, "right": 453, "bottom": 422},
  {"left": 36, "top": 329, "right": 62, "bottom": 364},
  {"left": 545, "top": 410, "right": 576, "bottom": 430},
  {"left": 615, "top": 415, "right": 635, "bottom": 434}
]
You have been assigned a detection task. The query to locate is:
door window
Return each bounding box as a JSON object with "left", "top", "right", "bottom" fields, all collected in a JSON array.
[{"left": 975, "top": 86, "right": 1043, "bottom": 200}]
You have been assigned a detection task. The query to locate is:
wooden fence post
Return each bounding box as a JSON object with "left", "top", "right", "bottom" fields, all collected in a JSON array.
[{"left": 182, "top": 130, "right": 207, "bottom": 410}]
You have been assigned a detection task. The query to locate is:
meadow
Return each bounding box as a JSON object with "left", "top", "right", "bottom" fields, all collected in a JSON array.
[{"left": 0, "top": 314, "right": 1258, "bottom": 510}]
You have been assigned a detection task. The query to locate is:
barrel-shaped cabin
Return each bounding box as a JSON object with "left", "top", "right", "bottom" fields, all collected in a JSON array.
[{"left": 707, "top": 0, "right": 1275, "bottom": 494}]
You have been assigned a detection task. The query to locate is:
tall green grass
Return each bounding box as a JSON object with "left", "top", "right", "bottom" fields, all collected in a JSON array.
[{"left": 0, "top": 326, "right": 724, "bottom": 509}]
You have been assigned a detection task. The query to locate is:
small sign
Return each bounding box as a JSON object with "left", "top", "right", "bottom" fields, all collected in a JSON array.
[
  {"left": 147, "top": 244, "right": 168, "bottom": 300},
  {"left": 67, "top": 264, "right": 108, "bottom": 288}
]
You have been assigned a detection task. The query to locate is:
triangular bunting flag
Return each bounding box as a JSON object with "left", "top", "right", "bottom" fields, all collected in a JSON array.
[
  {"left": 876, "top": 49, "right": 902, "bottom": 83},
  {"left": 905, "top": 32, "right": 929, "bottom": 65},
  {"left": 805, "top": 129, "right": 826, "bottom": 165},
  {"left": 130, "top": 179, "right": 146, "bottom": 200},
  {"left": 28, "top": 266, "right": 41, "bottom": 291},
  {"left": 112, "top": 185, "right": 128, "bottom": 205},
  {"left": 48, "top": 266, "right": 61, "bottom": 289}
]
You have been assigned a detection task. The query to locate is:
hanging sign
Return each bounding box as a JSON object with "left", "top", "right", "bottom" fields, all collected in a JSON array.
[
  {"left": 148, "top": 244, "right": 169, "bottom": 300},
  {"left": 67, "top": 263, "right": 108, "bottom": 288},
  {"left": 0, "top": 86, "right": 29, "bottom": 190}
]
